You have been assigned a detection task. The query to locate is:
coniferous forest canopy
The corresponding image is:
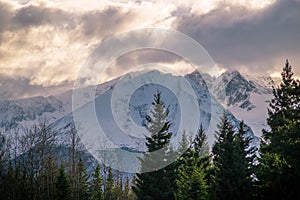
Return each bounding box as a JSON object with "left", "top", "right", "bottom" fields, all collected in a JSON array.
[{"left": 0, "top": 60, "right": 300, "bottom": 200}]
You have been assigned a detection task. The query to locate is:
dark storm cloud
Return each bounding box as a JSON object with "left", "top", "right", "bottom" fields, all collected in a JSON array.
[{"left": 174, "top": 0, "right": 300, "bottom": 74}]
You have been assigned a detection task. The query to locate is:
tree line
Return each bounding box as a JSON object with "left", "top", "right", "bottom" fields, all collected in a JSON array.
[
  {"left": 0, "top": 60, "right": 299, "bottom": 199},
  {"left": 0, "top": 121, "right": 136, "bottom": 200},
  {"left": 133, "top": 60, "right": 300, "bottom": 200}
]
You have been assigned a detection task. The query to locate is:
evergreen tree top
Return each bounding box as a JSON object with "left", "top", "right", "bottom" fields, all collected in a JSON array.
[
  {"left": 281, "top": 59, "right": 294, "bottom": 87},
  {"left": 144, "top": 91, "right": 172, "bottom": 152}
]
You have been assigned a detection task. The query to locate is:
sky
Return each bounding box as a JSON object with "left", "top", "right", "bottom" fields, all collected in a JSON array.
[{"left": 0, "top": 0, "right": 300, "bottom": 100}]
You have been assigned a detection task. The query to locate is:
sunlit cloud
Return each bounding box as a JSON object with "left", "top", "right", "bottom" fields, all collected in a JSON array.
[{"left": 0, "top": 0, "right": 299, "bottom": 100}]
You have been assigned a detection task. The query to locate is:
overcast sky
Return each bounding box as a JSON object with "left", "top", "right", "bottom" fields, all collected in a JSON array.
[{"left": 0, "top": 0, "right": 299, "bottom": 100}]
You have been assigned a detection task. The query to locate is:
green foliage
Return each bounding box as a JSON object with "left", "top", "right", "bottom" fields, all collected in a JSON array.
[
  {"left": 144, "top": 91, "right": 172, "bottom": 153},
  {"left": 212, "top": 113, "right": 256, "bottom": 200},
  {"left": 0, "top": 122, "right": 137, "bottom": 200},
  {"left": 175, "top": 126, "right": 210, "bottom": 200},
  {"left": 123, "top": 176, "right": 130, "bottom": 200},
  {"left": 55, "top": 165, "right": 71, "bottom": 200},
  {"left": 258, "top": 60, "right": 300, "bottom": 199},
  {"left": 104, "top": 167, "right": 114, "bottom": 200},
  {"left": 114, "top": 177, "right": 124, "bottom": 200},
  {"left": 133, "top": 91, "right": 175, "bottom": 200},
  {"left": 76, "top": 158, "right": 90, "bottom": 200},
  {"left": 90, "top": 165, "right": 104, "bottom": 200}
]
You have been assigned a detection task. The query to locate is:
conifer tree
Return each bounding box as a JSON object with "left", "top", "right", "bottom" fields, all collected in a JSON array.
[
  {"left": 258, "top": 60, "right": 300, "bottom": 199},
  {"left": 104, "top": 167, "right": 115, "bottom": 200},
  {"left": 43, "top": 155, "right": 59, "bottom": 200},
  {"left": 212, "top": 112, "right": 235, "bottom": 200},
  {"left": 193, "top": 125, "right": 211, "bottom": 173},
  {"left": 212, "top": 113, "right": 256, "bottom": 200},
  {"left": 55, "top": 165, "right": 71, "bottom": 200},
  {"left": 133, "top": 91, "right": 175, "bottom": 200},
  {"left": 77, "top": 158, "right": 90, "bottom": 200},
  {"left": 90, "top": 165, "right": 104, "bottom": 200},
  {"left": 175, "top": 126, "right": 209, "bottom": 200},
  {"left": 234, "top": 121, "right": 257, "bottom": 199},
  {"left": 123, "top": 176, "right": 130, "bottom": 200},
  {"left": 114, "top": 177, "right": 124, "bottom": 200}
]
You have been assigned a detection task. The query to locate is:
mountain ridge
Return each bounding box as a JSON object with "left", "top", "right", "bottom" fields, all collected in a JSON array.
[{"left": 0, "top": 69, "right": 278, "bottom": 143}]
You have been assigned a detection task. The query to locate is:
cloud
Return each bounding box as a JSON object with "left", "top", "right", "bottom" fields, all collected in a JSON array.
[
  {"left": 0, "top": 2, "right": 140, "bottom": 88},
  {"left": 173, "top": 0, "right": 300, "bottom": 75},
  {"left": 1, "top": 0, "right": 300, "bottom": 100},
  {"left": 2, "top": 2, "right": 137, "bottom": 38},
  {"left": 105, "top": 49, "right": 182, "bottom": 78},
  {"left": 0, "top": 74, "right": 73, "bottom": 101},
  {"left": 12, "top": 5, "right": 72, "bottom": 28},
  {"left": 81, "top": 7, "right": 137, "bottom": 38},
  {"left": 0, "top": 0, "right": 193, "bottom": 89},
  {"left": 0, "top": 2, "right": 14, "bottom": 43}
]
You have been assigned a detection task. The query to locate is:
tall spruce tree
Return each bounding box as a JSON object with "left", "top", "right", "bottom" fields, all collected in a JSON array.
[
  {"left": 90, "top": 165, "right": 104, "bottom": 200},
  {"left": 175, "top": 126, "right": 210, "bottom": 200},
  {"left": 43, "top": 155, "right": 59, "bottom": 200},
  {"left": 234, "top": 121, "right": 257, "bottom": 199},
  {"left": 104, "top": 167, "right": 115, "bottom": 200},
  {"left": 55, "top": 165, "right": 71, "bottom": 200},
  {"left": 76, "top": 158, "right": 90, "bottom": 200},
  {"left": 212, "top": 112, "right": 256, "bottom": 200},
  {"left": 133, "top": 91, "right": 175, "bottom": 200},
  {"left": 257, "top": 60, "right": 300, "bottom": 199}
]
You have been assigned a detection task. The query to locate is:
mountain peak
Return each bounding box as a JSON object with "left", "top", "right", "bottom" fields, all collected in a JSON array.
[
  {"left": 213, "top": 70, "right": 255, "bottom": 107},
  {"left": 220, "top": 70, "right": 242, "bottom": 79}
]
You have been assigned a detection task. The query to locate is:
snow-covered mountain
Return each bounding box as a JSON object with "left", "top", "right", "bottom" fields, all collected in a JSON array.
[
  {"left": 211, "top": 70, "right": 280, "bottom": 136},
  {"left": 0, "top": 69, "right": 279, "bottom": 152},
  {"left": 1, "top": 69, "right": 279, "bottom": 172}
]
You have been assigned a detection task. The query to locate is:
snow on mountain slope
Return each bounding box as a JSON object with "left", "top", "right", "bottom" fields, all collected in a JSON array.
[
  {"left": 1, "top": 69, "right": 264, "bottom": 172},
  {"left": 0, "top": 95, "right": 65, "bottom": 131},
  {"left": 212, "top": 70, "right": 257, "bottom": 108},
  {"left": 243, "top": 74, "right": 281, "bottom": 90},
  {"left": 229, "top": 92, "right": 272, "bottom": 137},
  {"left": 0, "top": 77, "right": 119, "bottom": 133},
  {"left": 53, "top": 70, "right": 208, "bottom": 147},
  {"left": 211, "top": 70, "right": 280, "bottom": 137},
  {"left": 0, "top": 70, "right": 262, "bottom": 145},
  {"left": 191, "top": 70, "right": 259, "bottom": 147},
  {"left": 48, "top": 70, "right": 258, "bottom": 172}
]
